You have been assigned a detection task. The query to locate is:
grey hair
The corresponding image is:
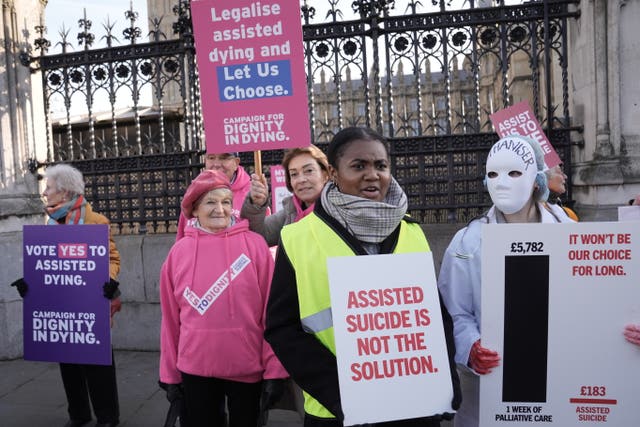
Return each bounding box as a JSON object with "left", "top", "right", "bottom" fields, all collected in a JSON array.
[{"left": 45, "top": 164, "right": 85, "bottom": 196}]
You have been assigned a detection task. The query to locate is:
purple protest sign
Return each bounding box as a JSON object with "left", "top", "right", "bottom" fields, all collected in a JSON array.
[{"left": 22, "top": 225, "right": 112, "bottom": 365}]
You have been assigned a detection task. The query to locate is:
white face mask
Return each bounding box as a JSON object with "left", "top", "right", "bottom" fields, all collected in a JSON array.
[{"left": 485, "top": 137, "right": 538, "bottom": 214}]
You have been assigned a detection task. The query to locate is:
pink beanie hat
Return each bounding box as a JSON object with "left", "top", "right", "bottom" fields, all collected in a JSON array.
[{"left": 181, "top": 170, "right": 231, "bottom": 218}]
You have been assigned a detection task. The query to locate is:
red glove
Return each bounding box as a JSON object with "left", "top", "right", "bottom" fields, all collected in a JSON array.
[
  {"left": 623, "top": 324, "right": 640, "bottom": 346},
  {"left": 468, "top": 339, "right": 501, "bottom": 374}
]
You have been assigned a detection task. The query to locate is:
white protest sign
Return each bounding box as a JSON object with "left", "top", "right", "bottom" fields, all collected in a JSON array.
[
  {"left": 480, "top": 222, "right": 640, "bottom": 426},
  {"left": 328, "top": 252, "right": 454, "bottom": 426},
  {"left": 618, "top": 206, "right": 640, "bottom": 222}
]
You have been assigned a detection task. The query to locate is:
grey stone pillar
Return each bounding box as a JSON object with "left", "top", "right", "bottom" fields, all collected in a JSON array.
[
  {"left": 0, "top": 0, "right": 48, "bottom": 360},
  {"left": 569, "top": 0, "right": 640, "bottom": 221}
]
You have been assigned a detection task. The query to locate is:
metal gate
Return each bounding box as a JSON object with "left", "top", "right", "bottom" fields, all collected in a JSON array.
[{"left": 22, "top": 0, "right": 580, "bottom": 233}]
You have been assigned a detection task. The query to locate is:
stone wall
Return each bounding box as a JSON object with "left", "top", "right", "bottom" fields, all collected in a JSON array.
[
  {"left": 569, "top": 0, "right": 640, "bottom": 220},
  {"left": 0, "top": 231, "right": 24, "bottom": 359},
  {"left": 0, "top": 224, "right": 463, "bottom": 360}
]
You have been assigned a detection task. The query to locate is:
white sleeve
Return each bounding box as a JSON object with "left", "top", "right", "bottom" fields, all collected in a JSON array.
[{"left": 437, "top": 227, "right": 482, "bottom": 368}]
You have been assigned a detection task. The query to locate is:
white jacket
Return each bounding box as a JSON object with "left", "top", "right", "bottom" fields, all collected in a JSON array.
[{"left": 437, "top": 203, "right": 575, "bottom": 368}]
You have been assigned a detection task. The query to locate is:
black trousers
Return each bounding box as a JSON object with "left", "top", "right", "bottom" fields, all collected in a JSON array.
[
  {"left": 59, "top": 353, "right": 119, "bottom": 423},
  {"left": 181, "top": 372, "right": 261, "bottom": 427},
  {"left": 304, "top": 414, "right": 441, "bottom": 427}
]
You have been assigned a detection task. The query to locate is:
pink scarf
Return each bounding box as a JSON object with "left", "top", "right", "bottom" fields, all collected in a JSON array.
[{"left": 292, "top": 195, "right": 315, "bottom": 223}]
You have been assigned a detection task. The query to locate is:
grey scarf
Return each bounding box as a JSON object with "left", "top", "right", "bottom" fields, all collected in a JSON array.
[{"left": 321, "top": 177, "right": 408, "bottom": 244}]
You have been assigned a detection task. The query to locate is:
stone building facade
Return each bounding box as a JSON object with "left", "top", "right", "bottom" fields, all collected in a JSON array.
[
  {"left": 569, "top": 0, "right": 640, "bottom": 220},
  {"left": 0, "top": 0, "right": 47, "bottom": 231},
  {"left": 0, "top": 0, "right": 48, "bottom": 359}
]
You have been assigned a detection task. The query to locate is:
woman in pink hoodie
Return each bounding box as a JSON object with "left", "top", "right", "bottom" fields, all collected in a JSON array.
[{"left": 160, "top": 170, "right": 287, "bottom": 427}]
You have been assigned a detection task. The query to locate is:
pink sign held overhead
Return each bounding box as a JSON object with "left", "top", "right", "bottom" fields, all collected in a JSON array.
[
  {"left": 191, "top": 0, "right": 311, "bottom": 154},
  {"left": 489, "top": 100, "right": 561, "bottom": 168}
]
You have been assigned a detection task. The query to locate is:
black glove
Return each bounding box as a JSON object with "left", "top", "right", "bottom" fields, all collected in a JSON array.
[
  {"left": 261, "top": 379, "right": 285, "bottom": 409},
  {"left": 103, "top": 278, "right": 120, "bottom": 300},
  {"left": 10, "top": 278, "right": 28, "bottom": 298},
  {"left": 258, "top": 379, "right": 285, "bottom": 426},
  {"left": 159, "top": 381, "right": 184, "bottom": 403}
]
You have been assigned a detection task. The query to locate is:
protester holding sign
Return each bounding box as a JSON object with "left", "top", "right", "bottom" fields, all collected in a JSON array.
[
  {"left": 10, "top": 163, "right": 121, "bottom": 427},
  {"left": 437, "top": 135, "right": 574, "bottom": 427},
  {"left": 265, "top": 127, "right": 460, "bottom": 427},
  {"left": 175, "top": 151, "right": 251, "bottom": 241},
  {"left": 241, "top": 144, "right": 329, "bottom": 246},
  {"left": 159, "top": 170, "right": 287, "bottom": 427}
]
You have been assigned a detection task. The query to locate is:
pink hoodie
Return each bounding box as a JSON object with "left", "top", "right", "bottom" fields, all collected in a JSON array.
[
  {"left": 175, "top": 165, "right": 252, "bottom": 241},
  {"left": 160, "top": 218, "right": 287, "bottom": 384}
]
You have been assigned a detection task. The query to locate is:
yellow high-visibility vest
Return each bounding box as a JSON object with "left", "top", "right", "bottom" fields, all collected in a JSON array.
[{"left": 280, "top": 213, "right": 431, "bottom": 418}]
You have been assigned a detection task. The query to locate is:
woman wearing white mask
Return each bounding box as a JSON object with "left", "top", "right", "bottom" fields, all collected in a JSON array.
[{"left": 437, "top": 135, "right": 575, "bottom": 427}]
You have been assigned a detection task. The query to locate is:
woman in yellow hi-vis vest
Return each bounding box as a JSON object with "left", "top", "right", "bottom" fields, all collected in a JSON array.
[{"left": 265, "top": 127, "right": 461, "bottom": 427}]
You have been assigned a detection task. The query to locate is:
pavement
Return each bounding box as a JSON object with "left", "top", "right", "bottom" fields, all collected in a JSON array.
[{"left": 0, "top": 350, "right": 303, "bottom": 427}]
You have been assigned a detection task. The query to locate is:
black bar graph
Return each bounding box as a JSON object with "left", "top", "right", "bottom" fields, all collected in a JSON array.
[{"left": 502, "top": 255, "right": 549, "bottom": 403}]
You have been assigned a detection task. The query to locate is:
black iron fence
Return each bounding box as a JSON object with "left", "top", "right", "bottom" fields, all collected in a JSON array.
[{"left": 23, "top": 0, "right": 581, "bottom": 232}]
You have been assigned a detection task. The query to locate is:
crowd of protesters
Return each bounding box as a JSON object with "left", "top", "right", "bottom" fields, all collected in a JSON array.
[{"left": 9, "top": 127, "right": 639, "bottom": 427}]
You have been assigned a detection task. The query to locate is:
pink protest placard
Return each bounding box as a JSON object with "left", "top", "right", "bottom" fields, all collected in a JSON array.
[
  {"left": 490, "top": 100, "right": 561, "bottom": 168},
  {"left": 191, "top": 0, "right": 311, "bottom": 154},
  {"left": 270, "top": 165, "right": 292, "bottom": 213}
]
